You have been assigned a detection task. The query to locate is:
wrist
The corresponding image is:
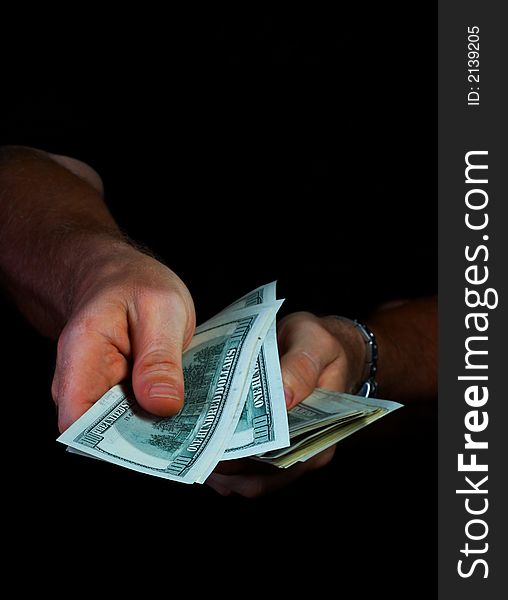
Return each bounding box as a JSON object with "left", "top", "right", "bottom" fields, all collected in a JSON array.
[
  {"left": 323, "top": 316, "right": 379, "bottom": 396},
  {"left": 322, "top": 315, "right": 368, "bottom": 393}
]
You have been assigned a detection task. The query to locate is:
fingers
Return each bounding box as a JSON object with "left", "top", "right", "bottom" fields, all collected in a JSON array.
[
  {"left": 278, "top": 312, "right": 342, "bottom": 409},
  {"left": 206, "top": 469, "right": 304, "bottom": 498},
  {"left": 206, "top": 447, "right": 336, "bottom": 498},
  {"left": 213, "top": 459, "right": 252, "bottom": 475},
  {"left": 131, "top": 291, "right": 193, "bottom": 416},
  {"left": 52, "top": 255, "right": 196, "bottom": 430},
  {"left": 53, "top": 326, "right": 129, "bottom": 432}
]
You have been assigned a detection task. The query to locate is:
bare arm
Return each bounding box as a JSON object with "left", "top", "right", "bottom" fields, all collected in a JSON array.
[
  {"left": 0, "top": 145, "right": 195, "bottom": 429},
  {"left": 0, "top": 145, "right": 123, "bottom": 337},
  {"left": 366, "top": 296, "right": 437, "bottom": 401},
  {"left": 278, "top": 296, "right": 437, "bottom": 410}
]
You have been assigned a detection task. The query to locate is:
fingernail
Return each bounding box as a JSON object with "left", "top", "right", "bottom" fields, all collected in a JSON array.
[
  {"left": 284, "top": 385, "right": 294, "bottom": 408},
  {"left": 149, "top": 383, "right": 179, "bottom": 400}
]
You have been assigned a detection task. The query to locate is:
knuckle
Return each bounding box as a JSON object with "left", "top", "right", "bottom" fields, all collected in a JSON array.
[
  {"left": 51, "top": 378, "right": 59, "bottom": 403},
  {"left": 278, "top": 311, "right": 315, "bottom": 333},
  {"left": 135, "top": 281, "right": 186, "bottom": 313},
  {"left": 57, "top": 315, "right": 97, "bottom": 351},
  {"left": 165, "top": 287, "right": 196, "bottom": 347},
  {"left": 285, "top": 350, "right": 321, "bottom": 390},
  {"left": 52, "top": 364, "right": 72, "bottom": 404},
  {"left": 56, "top": 333, "right": 66, "bottom": 356},
  {"left": 138, "top": 351, "right": 181, "bottom": 377},
  {"left": 306, "top": 319, "right": 339, "bottom": 350},
  {"left": 286, "top": 311, "right": 316, "bottom": 322},
  {"left": 134, "top": 286, "right": 196, "bottom": 347}
]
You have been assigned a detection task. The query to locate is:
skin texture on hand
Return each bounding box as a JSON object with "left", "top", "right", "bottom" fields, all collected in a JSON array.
[
  {"left": 52, "top": 249, "right": 195, "bottom": 431},
  {"left": 278, "top": 312, "right": 367, "bottom": 408},
  {"left": 207, "top": 446, "right": 336, "bottom": 498},
  {"left": 0, "top": 146, "right": 196, "bottom": 432},
  {"left": 206, "top": 298, "right": 437, "bottom": 497},
  {"left": 0, "top": 146, "right": 437, "bottom": 491},
  {"left": 206, "top": 312, "right": 367, "bottom": 497}
]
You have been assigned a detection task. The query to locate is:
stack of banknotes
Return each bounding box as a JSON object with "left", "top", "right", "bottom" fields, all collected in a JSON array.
[{"left": 58, "top": 283, "right": 402, "bottom": 484}]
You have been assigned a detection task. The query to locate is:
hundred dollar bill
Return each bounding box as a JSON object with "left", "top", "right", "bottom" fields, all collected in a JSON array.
[
  {"left": 223, "top": 282, "right": 290, "bottom": 459},
  {"left": 257, "top": 388, "right": 402, "bottom": 468},
  {"left": 58, "top": 301, "right": 282, "bottom": 484},
  {"left": 218, "top": 281, "right": 278, "bottom": 314}
]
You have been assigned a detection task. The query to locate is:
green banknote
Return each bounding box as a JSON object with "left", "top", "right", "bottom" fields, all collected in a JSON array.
[
  {"left": 58, "top": 284, "right": 403, "bottom": 485},
  {"left": 58, "top": 300, "right": 282, "bottom": 484},
  {"left": 256, "top": 388, "right": 402, "bottom": 468},
  {"left": 223, "top": 282, "right": 290, "bottom": 459}
]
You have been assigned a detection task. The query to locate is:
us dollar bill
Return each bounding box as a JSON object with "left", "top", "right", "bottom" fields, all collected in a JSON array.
[
  {"left": 256, "top": 388, "right": 402, "bottom": 468},
  {"left": 222, "top": 282, "right": 290, "bottom": 459},
  {"left": 58, "top": 300, "right": 282, "bottom": 484},
  {"left": 58, "top": 284, "right": 404, "bottom": 483}
]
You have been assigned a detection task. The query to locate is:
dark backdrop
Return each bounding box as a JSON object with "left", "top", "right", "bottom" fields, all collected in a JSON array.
[{"left": 1, "top": 8, "right": 436, "bottom": 594}]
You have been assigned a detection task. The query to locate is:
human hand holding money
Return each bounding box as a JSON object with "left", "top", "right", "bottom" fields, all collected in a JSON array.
[
  {"left": 53, "top": 247, "right": 196, "bottom": 432},
  {"left": 207, "top": 310, "right": 402, "bottom": 496},
  {"left": 58, "top": 283, "right": 401, "bottom": 488}
]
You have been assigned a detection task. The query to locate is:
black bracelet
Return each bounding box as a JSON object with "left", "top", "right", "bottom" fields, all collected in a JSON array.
[{"left": 331, "top": 316, "right": 378, "bottom": 398}]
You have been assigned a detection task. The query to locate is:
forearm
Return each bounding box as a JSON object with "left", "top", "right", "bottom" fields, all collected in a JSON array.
[
  {"left": 0, "top": 145, "right": 131, "bottom": 337},
  {"left": 366, "top": 297, "right": 437, "bottom": 401}
]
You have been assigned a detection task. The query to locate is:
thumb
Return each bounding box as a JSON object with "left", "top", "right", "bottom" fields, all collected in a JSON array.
[
  {"left": 131, "top": 294, "right": 192, "bottom": 416},
  {"left": 278, "top": 312, "right": 340, "bottom": 410}
]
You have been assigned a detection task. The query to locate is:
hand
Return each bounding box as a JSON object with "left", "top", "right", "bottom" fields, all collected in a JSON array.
[
  {"left": 52, "top": 246, "right": 195, "bottom": 432},
  {"left": 206, "top": 447, "right": 336, "bottom": 498},
  {"left": 206, "top": 311, "right": 366, "bottom": 497}
]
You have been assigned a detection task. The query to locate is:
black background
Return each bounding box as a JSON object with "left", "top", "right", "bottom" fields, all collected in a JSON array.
[{"left": 1, "top": 7, "right": 436, "bottom": 592}]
